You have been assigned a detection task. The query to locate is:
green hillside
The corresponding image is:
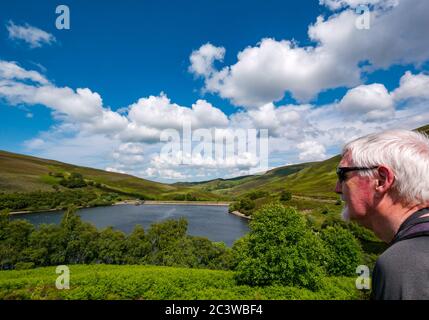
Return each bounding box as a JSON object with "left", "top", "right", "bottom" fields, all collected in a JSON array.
[
  {"left": 185, "top": 157, "right": 339, "bottom": 200},
  {"left": 0, "top": 150, "right": 221, "bottom": 203},
  {"left": 0, "top": 264, "right": 360, "bottom": 300}
]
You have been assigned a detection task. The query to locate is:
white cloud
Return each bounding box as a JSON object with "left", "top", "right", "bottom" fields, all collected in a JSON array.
[
  {"left": 143, "top": 167, "right": 188, "bottom": 180},
  {"left": 245, "top": 102, "right": 308, "bottom": 138},
  {"left": 190, "top": 0, "right": 429, "bottom": 107},
  {"left": 25, "top": 131, "right": 121, "bottom": 170},
  {"left": 338, "top": 83, "right": 395, "bottom": 121},
  {"left": 392, "top": 71, "right": 429, "bottom": 101},
  {"left": 0, "top": 61, "right": 49, "bottom": 84},
  {"left": 105, "top": 167, "right": 126, "bottom": 174},
  {"left": 6, "top": 20, "right": 56, "bottom": 48},
  {"left": 297, "top": 140, "right": 327, "bottom": 161},
  {"left": 189, "top": 43, "right": 225, "bottom": 77},
  {"left": 204, "top": 38, "right": 360, "bottom": 106},
  {"left": 128, "top": 93, "right": 228, "bottom": 131}
]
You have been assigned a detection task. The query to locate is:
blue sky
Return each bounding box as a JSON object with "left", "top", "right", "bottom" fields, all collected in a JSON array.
[{"left": 1, "top": 0, "right": 429, "bottom": 182}]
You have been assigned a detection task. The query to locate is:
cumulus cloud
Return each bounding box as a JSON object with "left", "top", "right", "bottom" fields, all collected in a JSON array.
[
  {"left": 6, "top": 20, "right": 56, "bottom": 48},
  {"left": 189, "top": 43, "right": 225, "bottom": 77},
  {"left": 338, "top": 83, "right": 395, "bottom": 121},
  {"left": 297, "top": 140, "right": 327, "bottom": 161},
  {"left": 128, "top": 93, "right": 228, "bottom": 131},
  {"left": 190, "top": 0, "right": 429, "bottom": 107},
  {"left": 105, "top": 167, "right": 126, "bottom": 174},
  {"left": 0, "top": 60, "right": 49, "bottom": 84},
  {"left": 0, "top": 61, "right": 228, "bottom": 146},
  {"left": 201, "top": 38, "right": 360, "bottom": 106},
  {"left": 392, "top": 71, "right": 429, "bottom": 101}
]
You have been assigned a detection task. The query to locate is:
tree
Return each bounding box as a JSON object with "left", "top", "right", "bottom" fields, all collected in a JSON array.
[
  {"left": 238, "top": 198, "right": 255, "bottom": 216},
  {"left": 60, "top": 207, "right": 99, "bottom": 264},
  {"left": 280, "top": 191, "right": 292, "bottom": 201},
  {"left": 320, "top": 225, "right": 363, "bottom": 276},
  {"left": 234, "top": 203, "right": 328, "bottom": 290},
  {"left": 60, "top": 172, "right": 87, "bottom": 188},
  {"left": 189, "top": 237, "right": 233, "bottom": 270},
  {"left": 124, "top": 225, "right": 151, "bottom": 264},
  {"left": 97, "top": 227, "right": 126, "bottom": 264},
  {"left": 145, "top": 218, "right": 192, "bottom": 266},
  {"left": 0, "top": 210, "right": 34, "bottom": 269}
]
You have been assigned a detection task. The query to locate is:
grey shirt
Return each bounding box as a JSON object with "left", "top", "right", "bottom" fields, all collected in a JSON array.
[{"left": 371, "top": 236, "right": 429, "bottom": 300}]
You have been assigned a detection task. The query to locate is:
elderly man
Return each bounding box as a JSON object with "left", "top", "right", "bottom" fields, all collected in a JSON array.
[{"left": 335, "top": 129, "right": 429, "bottom": 300}]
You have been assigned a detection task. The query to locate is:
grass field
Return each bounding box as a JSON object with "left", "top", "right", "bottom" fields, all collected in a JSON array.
[
  {"left": 0, "top": 264, "right": 363, "bottom": 300},
  {"left": 0, "top": 150, "right": 222, "bottom": 201}
]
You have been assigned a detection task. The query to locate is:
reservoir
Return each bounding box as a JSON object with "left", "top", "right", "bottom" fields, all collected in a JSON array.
[{"left": 11, "top": 204, "right": 250, "bottom": 247}]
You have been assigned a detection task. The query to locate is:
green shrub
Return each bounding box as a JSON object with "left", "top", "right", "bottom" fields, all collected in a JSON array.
[
  {"left": 60, "top": 172, "right": 87, "bottom": 188},
  {"left": 234, "top": 203, "right": 328, "bottom": 290},
  {"left": 279, "top": 191, "right": 292, "bottom": 201},
  {"left": 320, "top": 225, "right": 363, "bottom": 276},
  {"left": 245, "top": 191, "right": 269, "bottom": 200}
]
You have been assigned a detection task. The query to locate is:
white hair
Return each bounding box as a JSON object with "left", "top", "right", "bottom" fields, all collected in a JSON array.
[{"left": 342, "top": 129, "right": 429, "bottom": 205}]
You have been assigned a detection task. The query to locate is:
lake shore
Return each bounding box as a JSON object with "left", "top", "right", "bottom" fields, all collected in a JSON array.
[
  {"left": 8, "top": 199, "right": 231, "bottom": 215},
  {"left": 140, "top": 200, "right": 231, "bottom": 206},
  {"left": 230, "top": 210, "right": 252, "bottom": 220},
  {"left": 9, "top": 208, "right": 62, "bottom": 215}
]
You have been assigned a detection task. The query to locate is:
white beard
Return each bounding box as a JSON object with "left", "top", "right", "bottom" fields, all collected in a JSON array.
[
  {"left": 341, "top": 204, "right": 350, "bottom": 222},
  {"left": 340, "top": 194, "right": 350, "bottom": 222}
]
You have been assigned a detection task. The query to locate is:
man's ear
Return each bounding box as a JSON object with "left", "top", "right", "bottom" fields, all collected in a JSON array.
[{"left": 376, "top": 166, "right": 395, "bottom": 192}]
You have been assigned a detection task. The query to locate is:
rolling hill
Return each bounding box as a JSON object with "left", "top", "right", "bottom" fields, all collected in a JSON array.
[
  {"left": 0, "top": 150, "right": 221, "bottom": 201},
  {"left": 1, "top": 124, "right": 428, "bottom": 204}
]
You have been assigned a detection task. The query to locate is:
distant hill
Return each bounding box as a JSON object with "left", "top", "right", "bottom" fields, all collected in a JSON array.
[
  {"left": 184, "top": 157, "right": 339, "bottom": 199},
  {"left": 185, "top": 124, "right": 429, "bottom": 200},
  {"left": 0, "top": 150, "right": 220, "bottom": 201}
]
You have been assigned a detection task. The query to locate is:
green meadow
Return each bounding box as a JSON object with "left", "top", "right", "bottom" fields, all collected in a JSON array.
[{"left": 0, "top": 264, "right": 361, "bottom": 300}]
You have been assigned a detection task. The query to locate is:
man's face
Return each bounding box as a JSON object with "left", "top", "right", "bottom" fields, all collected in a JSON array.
[{"left": 335, "top": 153, "right": 374, "bottom": 225}]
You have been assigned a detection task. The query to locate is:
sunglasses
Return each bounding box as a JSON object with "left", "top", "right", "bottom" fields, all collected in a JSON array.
[{"left": 336, "top": 166, "right": 378, "bottom": 183}]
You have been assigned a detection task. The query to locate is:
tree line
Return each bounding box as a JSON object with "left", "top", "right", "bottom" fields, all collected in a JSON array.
[
  {"left": 0, "top": 207, "right": 232, "bottom": 271},
  {"left": 0, "top": 190, "right": 119, "bottom": 212}
]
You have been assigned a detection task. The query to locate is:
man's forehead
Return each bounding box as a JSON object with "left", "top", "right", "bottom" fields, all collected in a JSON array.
[{"left": 339, "top": 151, "right": 352, "bottom": 166}]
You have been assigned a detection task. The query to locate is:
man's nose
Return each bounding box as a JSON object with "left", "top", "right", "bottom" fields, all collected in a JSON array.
[{"left": 334, "top": 180, "right": 342, "bottom": 194}]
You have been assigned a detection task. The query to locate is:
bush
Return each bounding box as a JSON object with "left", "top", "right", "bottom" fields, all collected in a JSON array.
[
  {"left": 245, "top": 191, "right": 269, "bottom": 200},
  {"left": 234, "top": 203, "right": 328, "bottom": 290},
  {"left": 171, "top": 193, "right": 198, "bottom": 201},
  {"left": 60, "top": 173, "right": 87, "bottom": 188},
  {"left": 279, "top": 191, "right": 292, "bottom": 201},
  {"left": 320, "top": 225, "right": 363, "bottom": 276}
]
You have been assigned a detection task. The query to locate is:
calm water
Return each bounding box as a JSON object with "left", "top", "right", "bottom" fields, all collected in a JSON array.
[{"left": 11, "top": 204, "right": 249, "bottom": 246}]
